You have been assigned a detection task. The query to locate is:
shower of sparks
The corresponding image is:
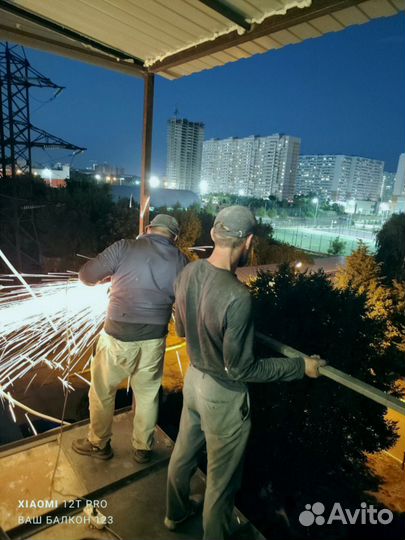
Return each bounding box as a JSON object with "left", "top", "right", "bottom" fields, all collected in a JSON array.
[
  {"left": 0, "top": 251, "right": 187, "bottom": 428},
  {"left": 0, "top": 275, "right": 109, "bottom": 406}
]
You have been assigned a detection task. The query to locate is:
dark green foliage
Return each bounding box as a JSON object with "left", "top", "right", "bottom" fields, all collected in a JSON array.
[
  {"left": 241, "top": 266, "right": 399, "bottom": 537},
  {"left": 0, "top": 177, "right": 139, "bottom": 272},
  {"left": 327, "top": 236, "right": 346, "bottom": 255},
  {"left": 253, "top": 238, "right": 313, "bottom": 266},
  {"left": 375, "top": 213, "right": 405, "bottom": 283}
]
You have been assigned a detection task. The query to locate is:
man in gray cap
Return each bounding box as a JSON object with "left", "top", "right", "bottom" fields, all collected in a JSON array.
[
  {"left": 72, "top": 214, "right": 188, "bottom": 463},
  {"left": 165, "top": 206, "right": 325, "bottom": 540}
]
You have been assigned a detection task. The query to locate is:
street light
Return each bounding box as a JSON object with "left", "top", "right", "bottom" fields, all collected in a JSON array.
[
  {"left": 150, "top": 175, "right": 160, "bottom": 188},
  {"left": 199, "top": 180, "right": 208, "bottom": 195},
  {"left": 42, "top": 168, "right": 52, "bottom": 182},
  {"left": 312, "top": 197, "right": 319, "bottom": 227}
]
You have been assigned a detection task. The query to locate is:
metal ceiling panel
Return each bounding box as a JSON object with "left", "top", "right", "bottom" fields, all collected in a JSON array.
[
  {"left": 0, "top": 0, "right": 402, "bottom": 79},
  {"left": 359, "top": 0, "right": 398, "bottom": 18},
  {"left": 288, "top": 21, "right": 323, "bottom": 39}
]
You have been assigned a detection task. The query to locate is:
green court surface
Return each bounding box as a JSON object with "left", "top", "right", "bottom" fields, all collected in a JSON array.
[{"left": 273, "top": 227, "right": 376, "bottom": 256}]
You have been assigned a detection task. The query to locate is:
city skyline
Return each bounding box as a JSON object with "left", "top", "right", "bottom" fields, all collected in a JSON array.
[{"left": 16, "top": 11, "right": 404, "bottom": 177}]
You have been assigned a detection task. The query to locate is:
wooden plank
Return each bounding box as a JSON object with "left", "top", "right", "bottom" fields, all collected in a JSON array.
[{"left": 256, "top": 332, "right": 405, "bottom": 416}]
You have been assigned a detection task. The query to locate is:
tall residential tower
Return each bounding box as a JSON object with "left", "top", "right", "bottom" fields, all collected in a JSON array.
[{"left": 166, "top": 117, "right": 204, "bottom": 192}]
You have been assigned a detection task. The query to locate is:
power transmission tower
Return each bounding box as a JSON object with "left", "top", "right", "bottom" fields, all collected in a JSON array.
[{"left": 0, "top": 42, "right": 85, "bottom": 178}]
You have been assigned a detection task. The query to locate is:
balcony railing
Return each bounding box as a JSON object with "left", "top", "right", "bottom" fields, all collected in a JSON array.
[{"left": 256, "top": 332, "right": 405, "bottom": 416}]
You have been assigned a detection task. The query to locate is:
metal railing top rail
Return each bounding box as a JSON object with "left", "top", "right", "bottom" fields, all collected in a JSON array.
[{"left": 256, "top": 332, "right": 405, "bottom": 416}]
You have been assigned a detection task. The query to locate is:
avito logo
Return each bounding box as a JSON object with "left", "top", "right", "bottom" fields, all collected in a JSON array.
[{"left": 299, "top": 502, "right": 393, "bottom": 526}]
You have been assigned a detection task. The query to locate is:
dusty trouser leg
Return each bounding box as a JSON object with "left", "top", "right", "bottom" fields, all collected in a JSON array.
[
  {"left": 199, "top": 376, "right": 251, "bottom": 540},
  {"left": 202, "top": 419, "right": 250, "bottom": 540},
  {"left": 88, "top": 332, "right": 136, "bottom": 448},
  {"left": 130, "top": 337, "right": 166, "bottom": 450},
  {"left": 166, "top": 366, "right": 206, "bottom": 521}
]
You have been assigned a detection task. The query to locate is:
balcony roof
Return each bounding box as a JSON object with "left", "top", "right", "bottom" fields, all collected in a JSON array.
[{"left": 0, "top": 0, "right": 403, "bottom": 79}]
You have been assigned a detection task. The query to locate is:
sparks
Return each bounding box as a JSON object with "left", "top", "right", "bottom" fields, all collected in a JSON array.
[
  {"left": 0, "top": 261, "right": 186, "bottom": 429},
  {"left": 0, "top": 273, "right": 109, "bottom": 414}
]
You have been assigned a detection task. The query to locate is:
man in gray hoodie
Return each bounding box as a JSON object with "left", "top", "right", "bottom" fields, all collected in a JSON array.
[{"left": 72, "top": 215, "right": 188, "bottom": 463}]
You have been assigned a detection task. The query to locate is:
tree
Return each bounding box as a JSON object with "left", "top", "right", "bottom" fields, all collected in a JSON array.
[
  {"left": 334, "top": 242, "right": 380, "bottom": 294},
  {"left": 252, "top": 239, "right": 313, "bottom": 266},
  {"left": 335, "top": 242, "right": 405, "bottom": 361},
  {"left": 0, "top": 177, "right": 137, "bottom": 272},
  {"left": 162, "top": 206, "right": 202, "bottom": 254},
  {"left": 375, "top": 213, "right": 405, "bottom": 283},
  {"left": 240, "top": 265, "right": 400, "bottom": 538},
  {"left": 0, "top": 175, "right": 49, "bottom": 271},
  {"left": 36, "top": 180, "right": 119, "bottom": 269},
  {"left": 327, "top": 236, "right": 346, "bottom": 255}
]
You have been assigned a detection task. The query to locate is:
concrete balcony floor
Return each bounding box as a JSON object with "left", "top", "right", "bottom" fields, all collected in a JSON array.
[{"left": 0, "top": 410, "right": 264, "bottom": 540}]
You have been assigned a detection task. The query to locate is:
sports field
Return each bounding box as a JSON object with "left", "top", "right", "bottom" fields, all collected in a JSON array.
[{"left": 272, "top": 226, "right": 376, "bottom": 256}]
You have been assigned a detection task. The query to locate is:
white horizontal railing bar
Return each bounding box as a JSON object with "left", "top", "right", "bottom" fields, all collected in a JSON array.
[{"left": 256, "top": 332, "right": 405, "bottom": 416}]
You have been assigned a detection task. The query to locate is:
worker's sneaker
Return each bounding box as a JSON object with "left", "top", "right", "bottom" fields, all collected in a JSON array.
[
  {"left": 164, "top": 495, "right": 204, "bottom": 531},
  {"left": 133, "top": 449, "right": 152, "bottom": 464},
  {"left": 72, "top": 438, "right": 113, "bottom": 460}
]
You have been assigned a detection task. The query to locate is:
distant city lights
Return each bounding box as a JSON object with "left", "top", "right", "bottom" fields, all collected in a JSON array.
[
  {"left": 149, "top": 175, "right": 160, "bottom": 188},
  {"left": 199, "top": 180, "right": 208, "bottom": 194},
  {"left": 42, "top": 168, "right": 52, "bottom": 180}
]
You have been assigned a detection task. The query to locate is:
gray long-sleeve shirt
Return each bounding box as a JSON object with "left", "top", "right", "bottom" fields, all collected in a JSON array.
[
  {"left": 175, "top": 259, "right": 305, "bottom": 391},
  {"left": 79, "top": 234, "right": 188, "bottom": 340}
]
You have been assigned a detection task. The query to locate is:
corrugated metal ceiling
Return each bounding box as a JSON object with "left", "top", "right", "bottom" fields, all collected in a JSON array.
[{"left": 0, "top": 0, "right": 403, "bottom": 79}]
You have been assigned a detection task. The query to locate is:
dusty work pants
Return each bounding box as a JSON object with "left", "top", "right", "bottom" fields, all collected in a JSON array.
[
  {"left": 88, "top": 330, "right": 166, "bottom": 450},
  {"left": 166, "top": 365, "right": 251, "bottom": 540}
]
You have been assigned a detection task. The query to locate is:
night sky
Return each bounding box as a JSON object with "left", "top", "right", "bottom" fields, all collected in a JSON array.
[{"left": 23, "top": 11, "right": 405, "bottom": 176}]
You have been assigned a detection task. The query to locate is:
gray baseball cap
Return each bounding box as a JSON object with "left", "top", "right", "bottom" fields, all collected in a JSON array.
[
  {"left": 147, "top": 214, "right": 180, "bottom": 236},
  {"left": 213, "top": 206, "right": 256, "bottom": 238}
]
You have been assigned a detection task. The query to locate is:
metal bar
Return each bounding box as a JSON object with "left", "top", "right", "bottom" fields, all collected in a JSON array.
[
  {"left": 0, "top": 0, "right": 145, "bottom": 69},
  {"left": 256, "top": 332, "right": 405, "bottom": 416},
  {"left": 149, "top": 0, "right": 368, "bottom": 73},
  {"left": 0, "top": 24, "right": 145, "bottom": 79},
  {"left": 199, "top": 0, "right": 251, "bottom": 31},
  {"left": 5, "top": 43, "right": 16, "bottom": 177},
  {"left": 23, "top": 55, "right": 32, "bottom": 175},
  {"left": 0, "top": 76, "right": 6, "bottom": 177},
  {"left": 139, "top": 73, "right": 154, "bottom": 234}
]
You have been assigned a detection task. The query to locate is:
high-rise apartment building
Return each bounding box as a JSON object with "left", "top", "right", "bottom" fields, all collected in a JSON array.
[
  {"left": 296, "top": 155, "right": 384, "bottom": 202},
  {"left": 201, "top": 134, "right": 300, "bottom": 200},
  {"left": 296, "top": 155, "right": 336, "bottom": 200},
  {"left": 380, "top": 171, "right": 396, "bottom": 201},
  {"left": 166, "top": 118, "right": 204, "bottom": 191},
  {"left": 393, "top": 153, "right": 405, "bottom": 197}
]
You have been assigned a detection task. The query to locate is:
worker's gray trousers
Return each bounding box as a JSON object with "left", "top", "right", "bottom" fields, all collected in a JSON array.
[{"left": 166, "top": 365, "right": 251, "bottom": 540}]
